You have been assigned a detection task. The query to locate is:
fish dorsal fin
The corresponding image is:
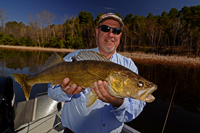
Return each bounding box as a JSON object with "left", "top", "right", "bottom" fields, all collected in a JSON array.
[
  {"left": 41, "top": 53, "right": 65, "bottom": 71},
  {"left": 72, "top": 50, "right": 111, "bottom": 62}
]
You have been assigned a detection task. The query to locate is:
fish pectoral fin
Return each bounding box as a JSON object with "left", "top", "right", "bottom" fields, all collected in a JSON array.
[{"left": 86, "top": 91, "right": 98, "bottom": 107}]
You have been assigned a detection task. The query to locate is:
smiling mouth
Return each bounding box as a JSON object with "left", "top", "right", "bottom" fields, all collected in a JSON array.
[
  {"left": 106, "top": 41, "right": 114, "bottom": 44},
  {"left": 105, "top": 38, "right": 114, "bottom": 42}
]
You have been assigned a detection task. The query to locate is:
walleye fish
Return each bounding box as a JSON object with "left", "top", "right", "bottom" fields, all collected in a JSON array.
[{"left": 11, "top": 51, "right": 157, "bottom": 107}]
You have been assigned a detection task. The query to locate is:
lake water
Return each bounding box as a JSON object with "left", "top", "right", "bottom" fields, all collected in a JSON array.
[{"left": 0, "top": 49, "right": 200, "bottom": 133}]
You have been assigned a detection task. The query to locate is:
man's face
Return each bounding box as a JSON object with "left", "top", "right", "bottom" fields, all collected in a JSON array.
[{"left": 96, "top": 19, "right": 122, "bottom": 58}]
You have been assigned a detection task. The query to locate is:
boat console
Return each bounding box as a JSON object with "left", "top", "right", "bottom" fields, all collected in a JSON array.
[{"left": 0, "top": 76, "right": 15, "bottom": 133}]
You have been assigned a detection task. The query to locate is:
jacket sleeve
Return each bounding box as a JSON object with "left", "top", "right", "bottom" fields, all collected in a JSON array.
[
  {"left": 48, "top": 84, "right": 73, "bottom": 102},
  {"left": 111, "top": 98, "right": 146, "bottom": 122}
]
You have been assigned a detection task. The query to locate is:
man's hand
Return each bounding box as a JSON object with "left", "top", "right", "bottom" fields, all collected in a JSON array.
[
  {"left": 91, "top": 80, "right": 124, "bottom": 108},
  {"left": 60, "top": 77, "right": 83, "bottom": 95}
]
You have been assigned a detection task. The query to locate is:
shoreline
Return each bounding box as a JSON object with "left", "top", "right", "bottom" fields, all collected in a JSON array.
[
  {"left": 1, "top": 45, "right": 200, "bottom": 69},
  {"left": 0, "top": 45, "right": 76, "bottom": 53}
]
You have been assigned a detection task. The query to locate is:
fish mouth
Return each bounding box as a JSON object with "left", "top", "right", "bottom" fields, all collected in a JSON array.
[{"left": 139, "top": 85, "right": 157, "bottom": 103}]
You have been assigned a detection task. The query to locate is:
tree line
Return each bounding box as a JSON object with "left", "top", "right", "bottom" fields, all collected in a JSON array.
[{"left": 0, "top": 5, "right": 200, "bottom": 57}]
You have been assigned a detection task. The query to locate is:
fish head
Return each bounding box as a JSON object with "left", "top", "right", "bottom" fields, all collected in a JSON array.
[
  {"left": 124, "top": 75, "right": 157, "bottom": 102},
  {"left": 108, "top": 71, "right": 157, "bottom": 103}
]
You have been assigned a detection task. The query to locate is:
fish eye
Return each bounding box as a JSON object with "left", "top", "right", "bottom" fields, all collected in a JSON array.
[{"left": 137, "top": 81, "right": 144, "bottom": 87}]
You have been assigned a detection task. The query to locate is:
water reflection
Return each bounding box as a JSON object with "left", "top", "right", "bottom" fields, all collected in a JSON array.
[
  {"left": 0, "top": 50, "right": 51, "bottom": 75},
  {"left": 129, "top": 62, "right": 200, "bottom": 133},
  {"left": 0, "top": 49, "right": 66, "bottom": 103},
  {"left": 0, "top": 49, "right": 200, "bottom": 133},
  {"left": 136, "top": 63, "right": 200, "bottom": 113}
]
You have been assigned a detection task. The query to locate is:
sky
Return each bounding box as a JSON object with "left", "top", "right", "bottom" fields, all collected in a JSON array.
[{"left": 0, "top": 0, "right": 199, "bottom": 25}]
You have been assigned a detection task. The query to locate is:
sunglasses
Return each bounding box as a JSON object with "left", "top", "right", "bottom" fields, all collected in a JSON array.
[{"left": 99, "top": 25, "right": 121, "bottom": 35}]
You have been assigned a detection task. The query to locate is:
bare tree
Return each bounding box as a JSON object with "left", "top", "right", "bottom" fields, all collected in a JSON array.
[
  {"left": 61, "top": 14, "right": 68, "bottom": 40},
  {"left": 0, "top": 8, "right": 8, "bottom": 31},
  {"left": 122, "top": 25, "right": 129, "bottom": 52},
  {"left": 170, "top": 17, "right": 182, "bottom": 54},
  {"left": 28, "top": 14, "right": 40, "bottom": 46},
  {"left": 61, "top": 14, "right": 68, "bottom": 23},
  {"left": 28, "top": 10, "right": 57, "bottom": 46},
  {"left": 36, "top": 12, "right": 44, "bottom": 43},
  {"left": 42, "top": 10, "right": 57, "bottom": 41},
  {"left": 146, "top": 18, "right": 157, "bottom": 50},
  {"left": 133, "top": 21, "right": 146, "bottom": 47}
]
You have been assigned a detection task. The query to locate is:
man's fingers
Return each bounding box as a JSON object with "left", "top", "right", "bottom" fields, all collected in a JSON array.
[
  {"left": 98, "top": 81, "right": 110, "bottom": 98},
  {"left": 93, "top": 81, "right": 103, "bottom": 97},
  {"left": 60, "top": 77, "right": 83, "bottom": 95},
  {"left": 103, "top": 81, "right": 108, "bottom": 89},
  {"left": 65, "top": 84, "right": 77, "bottom": 95},
  {"left": 94, "top": 81, "right": 107, "bottom": 102},
  {"left": 72, "top": 86, "right": 82, "bottom": 95},
  {"left": 62, "top": 85, "right": 71, "bottom": 94},
  {"left": 60, "top": 78, "right": 70, "bottom": 89}
]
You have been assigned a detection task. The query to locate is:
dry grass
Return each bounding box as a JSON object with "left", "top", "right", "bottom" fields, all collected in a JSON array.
[{"left": 119, "top": 51, "right": 200, "bottom": 69}]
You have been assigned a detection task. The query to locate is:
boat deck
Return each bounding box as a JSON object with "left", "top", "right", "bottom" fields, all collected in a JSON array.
[{"left": 14, "top": 94, "right": 140, "bottom": 133}]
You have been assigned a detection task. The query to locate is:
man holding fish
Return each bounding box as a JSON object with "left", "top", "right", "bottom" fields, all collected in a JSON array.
[
  {"left": 49, "top": 13, "right": 146, "bottom": 133},
  {"left": 12, "top": 13, "right": 156, "bottom": 133}
]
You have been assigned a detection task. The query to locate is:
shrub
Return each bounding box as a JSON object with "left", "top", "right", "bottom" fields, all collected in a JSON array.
[
  {"left": 0, "top": 32, "right": 5, "bottom": 44},
  {"left": 49, "top": 36, "right": 60, "bottom": 48},
  {"left": 4, "top": 34, "right": 16, "bottom": 45},
  {"left": 17, "top": 37, "right": 32, "bottom": 46},
  {"left": 41, "top": 41, "right": 49, "bottom": 47},
  {"left": 59, "top": 40, "right": 65, "bottom": 48},
  {"left": 65, "top": 36, "right": 84, "bottom": 49}
]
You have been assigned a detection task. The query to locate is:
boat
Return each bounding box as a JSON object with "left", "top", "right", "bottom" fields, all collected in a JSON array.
[{"left": 0, "top": 76, "right": 140, "bottom": 133}]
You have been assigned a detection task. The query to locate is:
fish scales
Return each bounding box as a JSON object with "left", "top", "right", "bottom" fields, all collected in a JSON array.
[{"left": 23, "top": 60, "right": 123, "bottom": 87}]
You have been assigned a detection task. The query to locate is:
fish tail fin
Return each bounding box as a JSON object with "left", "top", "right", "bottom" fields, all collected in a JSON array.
[
  {"left": 86, "top": 91, "right": 98, "bottom": 107},
  {"left": 11, "top": 74, "right": 32, "bottom": 101}
]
